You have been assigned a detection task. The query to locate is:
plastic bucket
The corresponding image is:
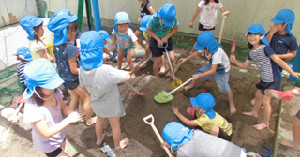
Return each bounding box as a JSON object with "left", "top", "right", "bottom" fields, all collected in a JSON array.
[
  {"left": 256, "top": 145, "right": 272, "bottom": 157},
  {"left": 132, "top": 48, "right": 145, "bottom": 58}
]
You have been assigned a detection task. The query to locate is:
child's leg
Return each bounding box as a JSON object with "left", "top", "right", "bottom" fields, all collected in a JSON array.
[
  {"left": 159, "top": 55, "right": 166, "bottom": 74},
  {"left": 126, "top": 49, "right": 135, "bottom": 78},
  {"left": 167, "top": 51, "right": 175, "bottom": 78},
  {"left": 227, "top": 92, "right": 236, "bottom": 115},
  {"left": 108, "top": 117, "right": 129, "bottom": 149},
  {"left": 253, "top": 94, "right": 272, "bottom": 130},
  {"left": 153, "top": 56, "right": 162, "bottom": 77},
  {"left": 57, "top": 151, "right": 69, "bottom": 157},
  {"left": 117, "top": 48, "right": 125, "bottom": 69},
  {"left": 68, "top": 89, "right": 80, "bottom": 111},
  {"left": 135, "top": 30, "right": 143, "bottom": 47},
  {"left": 279, "top": 112, "right": 300, "bottom": 150},
  {"left": 209, "top": 125, "right": 219, "bottom": 137},
  {"left": 96, "top": 116, "right": 106, "bottom": 145},
  {"left": 243, "top": 90, "right": 263, "bottom": 117},
  {"left": 73, "top": 85, "right": 95, "bottom": 126}
]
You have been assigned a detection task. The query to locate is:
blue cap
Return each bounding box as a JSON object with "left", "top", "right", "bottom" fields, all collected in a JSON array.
[
  {"left": 20, "top": 15, "right": 43, "bottom": 41},
  {"left": 189, "top": 93, "right": 216, "bottom": 119},
  {"left": 80, "top": 31, "right": 104, "bottom": 70},
  {"left": 48, "top": 9, "right": 78, "bottom": 45},
  {"left": 155, "top": 3, "right": 176, "bottom": 27},
  {"left": 113, "top": 12, "right": 130, "bottom": 31},
  {"left": 247, "top": 24, "right": 269, "bottom": 46},
  {"left": 16, "top": 47, "right": 32, "bottom": 61},
  {"left": 98, "top": 30, "right": 111, "bottom": 42},
  {"left": 271, "top": 9, "right": 295, "bottom": 35},
  {"left": 139, "top": 15, "right": 152, "bottom": 32},
  {"left": 162, "top": 122, "right": 193, "bottom": 149},
  {"left": 194, "top": 31, "right": 219, "bottom": 53},
  {"left": 23, "top": 58, "right": 64, "bottom": 99}
]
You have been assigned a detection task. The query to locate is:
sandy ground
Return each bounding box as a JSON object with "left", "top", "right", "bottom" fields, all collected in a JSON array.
[{"left": 0, "top": 46, "right": 286, "bottom": 156}]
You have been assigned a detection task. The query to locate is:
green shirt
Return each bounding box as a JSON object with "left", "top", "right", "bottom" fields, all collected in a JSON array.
[{"left": 146, "top": 16, "right": 179, "bottom": 39}]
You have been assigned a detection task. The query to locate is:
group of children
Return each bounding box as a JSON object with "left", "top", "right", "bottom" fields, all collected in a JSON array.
[{"left": 14, "top": 0, "right": 300, "bottom": 156}]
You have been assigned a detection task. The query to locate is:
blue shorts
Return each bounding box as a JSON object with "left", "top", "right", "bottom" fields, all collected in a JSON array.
[
  {"left": 195, "top": 64, "right": 232, "bottom": 94},
  {"left": 256, "top": 78, "right": 281, "bottom": 94}
]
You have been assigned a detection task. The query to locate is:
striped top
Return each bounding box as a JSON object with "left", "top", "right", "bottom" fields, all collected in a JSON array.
[
  {"left": 17, "top": 61, "right": 30, "bottom": 86},
  {"left": 248, "top": 45, "right": 281, "bottom": 82}
]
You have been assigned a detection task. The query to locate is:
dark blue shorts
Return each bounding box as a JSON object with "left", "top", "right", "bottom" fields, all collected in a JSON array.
[
  {"left": 63, "top": 79, "right": 79, "bottom": 90},
  {"left": 256, "top": 78, "right": 281, "bottom": 94},
  {"left": 199, "top": 23, "right": 215, "bottom": 31},
  {"left": 45, "top": 147, "right": 62, "bottom": 157},
  {"left": 150, "top": 37, "right": 173, "bottom": 57}
]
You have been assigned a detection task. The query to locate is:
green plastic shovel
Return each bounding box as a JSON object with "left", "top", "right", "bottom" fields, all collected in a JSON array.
[{"left": 154, "top": 78, "right": 192, "bottom": 103}]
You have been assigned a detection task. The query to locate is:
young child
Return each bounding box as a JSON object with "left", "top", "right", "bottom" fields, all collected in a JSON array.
[
  {"left": 79, "top": 31, "right": 130, "bottom": 149},
  {"left": 161, "top": 122, "right": 246, "bottom": 157},
  {"left": 112, "top": 11, "right": 140, "bottom": 78},
  {"left": 16, "top": 46, "right": 32, "bottom": 89},
  {"left": 179, "top": 31, "right": 236, "bottom": 114},
  {"left": 146, "top": 3, "right": 179, "bottom": 77},
  {"left": 173, "top": 93, "right": 232, "bottom": 141},
  {"left": 22, "top": 58, "right": 82, "bottom": 157},
  {"left": 20, "top": 15, "right": 53, "bottom": 61},
  {"left": 48, "top": 9, "right": 95, "bottom": 126},
  {"left": 98, "top": 30, "right": 113, "bottom": 63},
  {"left": 230, "top": 24, "right": 300, "bottom": 130},
  {"left": 189, "top": 0, "right": 230, "bottom": 34}
]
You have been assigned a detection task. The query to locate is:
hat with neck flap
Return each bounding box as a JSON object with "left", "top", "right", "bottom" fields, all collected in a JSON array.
[
  {"left": 189, "top": 93, "right": 217, "bottom": 119},
  {"left": 271, "top": 9, "right": 295, "bottom": 35},
  {"left": 247, "top": 24, "right": 269, "bottom": 46}
]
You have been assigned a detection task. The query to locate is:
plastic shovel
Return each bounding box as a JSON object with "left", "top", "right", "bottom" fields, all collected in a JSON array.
[
  {"left": 143, "top": 114, "right": 174, "bottom": 157},
  {"left": 8, "top": 98, "right": 25, "bottom": 123},
  {"left": 163, "top": 44, "right": 183, "bottom": 89},
  {"left": 154, "top": 78, "right": 193, "bottom": 103},
  {"left": 231, "top": 40, "right": 236, "bottom": 56},
  {"left": 125, "top": 82, "right": 147, "bottom": 96},
  {"left": 133, "top": 56, "right": 151, "bottom": 73}
]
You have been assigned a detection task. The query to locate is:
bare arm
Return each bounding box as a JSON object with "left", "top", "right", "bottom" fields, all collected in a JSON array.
[
  {"left": 173, "top": 107, "right": 198, "bottom": 126},
  {"left": 220, "top": 7, "right": 230, "bottom": 16},
  {"left": 147, "top": 6, "right": 156, "bottom": 15},
  {"left": 147, "top": 28, "right": 159, "bottom": 41},
  {"left": 270, "top": 54, "right": 300, "bottom": 78},
  {"left": 276, "top": 50, "right": 297, "bottom": 60},
  {"left": 112, "top": 34, "right": 117, "bottom": 49},
  {"left": 189, "top": 7, "right": 201, "bottom": 28},
  {"left": 194, "top": 64, "right": 218, "bottom": 80},
  {"left": 178, "top": 49, "right": 200, "bottom": 63},
  {"left": 68, "top": 55, "right": 79, "bottom": 75},
  {"left": 163, "top": 25, "right": 179, "bottom": 41},
  {"left": 266, "top": 24, "right": 278, "bottom": 43},
  {"left": 230, "top": 54, "right": 251, "bottom": 69}
]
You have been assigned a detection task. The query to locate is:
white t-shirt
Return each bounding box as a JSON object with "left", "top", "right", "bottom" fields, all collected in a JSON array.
[
  {"left": 198, "top": 0, "right": 223, "bottom": 28},
  {"left": 202, "top": 47, "right": 230, "bottom": 72},
  {"left": 29, "top": 40, "right": 46, "bottom": 60}
]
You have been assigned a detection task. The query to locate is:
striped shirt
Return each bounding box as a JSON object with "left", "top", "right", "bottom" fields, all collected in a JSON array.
[
  {"left": 17, "top": 61, "right": 30, "bottom": 86},
  {"left": 248, "top": 45, "right": 281, "bottom": 82}
]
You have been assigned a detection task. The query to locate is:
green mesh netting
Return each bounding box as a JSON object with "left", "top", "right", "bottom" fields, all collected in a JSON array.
[{"left": 0, "top": 59, "right": 23, "bottom": 109}]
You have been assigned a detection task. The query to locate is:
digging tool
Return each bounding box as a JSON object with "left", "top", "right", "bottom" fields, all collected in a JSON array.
[
  {"left": 162, "top": 44, "right": 183, "bottom": 89},
  {"left": 143, "top": 114, "right": 173, "bottom": 157},
  {"left": 154, "top": 78, "right": 193, "bottom": 103},
  {"left": 133, "top": 56, "right": 151, "bottom": 73},
  {"left": 8, "top": 98, "right": 25, "bottom": 123},
  {"left": 125, "top": 82, "right": 147, "bottom": 96},
  {"left": 231, "top": 40, "right": 236, "bottom": 56},
  {"left": 218, "top": 11, "right": 230, "bottom": 44}
]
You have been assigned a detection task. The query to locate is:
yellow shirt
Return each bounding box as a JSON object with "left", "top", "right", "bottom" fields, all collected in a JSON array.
[{"left": 194, "top": 112, "right": 232, "bottom": 136}]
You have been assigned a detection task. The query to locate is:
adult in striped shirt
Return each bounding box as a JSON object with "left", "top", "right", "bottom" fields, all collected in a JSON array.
[
  {"left": 16, "top": 47, "right": 32, "bottom": 89},
  {"left": 230, "top": 24, "right": 300, "bottom": 131}
]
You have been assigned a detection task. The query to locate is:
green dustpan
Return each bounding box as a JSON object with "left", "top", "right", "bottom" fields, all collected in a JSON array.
[
  {"left": 154, "top": 78, "right": 193, "bottom": 104},
  {"left": 154, "top": 91, "right": 174, "bottom": 103}
]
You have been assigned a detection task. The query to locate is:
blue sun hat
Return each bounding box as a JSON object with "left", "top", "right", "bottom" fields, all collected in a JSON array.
[
  {"left": 162, "top": 122, "right": 193, "bottom": 150},
  {"left": 189, "top": 93, "right": 216, "bottom": 119},
  {"left": 113, "top": 11, "right": 130, "bottom": 32},
  {"left": 23, "top": 58, "right": 64, "bottom": 99},
  {"left": 154, "top": 3, "right": 176, "bottom": 27},
  {"left": 247, "top": 24, "right": 269, "bottom": 46},
  {"left": 20, "top": 15, "right": 43, "bottom": 41},
  {"left": 48, "top": 9, "right": 77, "bottom": 45},
  {"left": 16, "top": 47, "right": 32, "bottom": 61},
  {"left": 139, "top": 15, "right": 152, "bottom": 32},
  {"left": 194, "top": 31, "right": 219, "bottom": 53},
  {"left": 98, "top": 30, "right": 111, "bottom": 48},
  {"left": 271, "top": 9, "right": 295, "bottom": 35},
  {"left": 80, "top": 31, "right": 104, "bottom": 70}
]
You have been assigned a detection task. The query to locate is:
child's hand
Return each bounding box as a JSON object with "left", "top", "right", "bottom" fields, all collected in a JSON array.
[
  {"left": 66, "top": 112, "right": 82, "bottom": 123},
  {"left": 172, "top": 106, "right": 179, "bottom": 114},
  {"left": 157, "top": 39, "right": 163, "bottom": 48},
  {"left": 138, "top": 18, "right": 142, "bottom": 24},
  {"left": 161, "top": 141, "right": 171, "bottom": 149},
  {"left": 230, "top": 54, "right": 236, "bottom": 63},
  {"left": 161, "top": 37, "right": 168, "bottom": 45},
  {"left": 189, "top": 21, "right": 193, "bottom": 28},
  {"left": 224, "top": 11, "right": 230, "bottom": 17},
  {"left": 269, "top": 24, "right": 279, "bottom": 34},
  {"left": 192, "top": 74, "right": 200, "bottom": 80},
  {"left": 291, "top": 72, "right": 300, "bottom": 78},
  {"left": 178, "top": 58, "right": 188, "bottom": 64}
]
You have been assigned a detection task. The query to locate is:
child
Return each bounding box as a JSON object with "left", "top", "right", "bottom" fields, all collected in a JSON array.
[
  {"left": 138, "top": 15, "right": 153, "bottom": 67},
  {"left": 98, "top": 30, "right": 113, "bottom": 63},
  {"left": 146, "top": 3, "right": 179, "bottom": 77},
  {"left": 161, "top": 122, "right": 246, "bottom": 157},
  {"left": 189, "top": 0, "right": 230, "bottom": 34},
  {"left": 112, "top": 11, "right": 140, "bottom": 78},
  {"left": 48, "top": 9, "right": 95, "bottom": 126},
  {"left": 230, "top": 24, "right": 300, "bottom": 130},
  {"left": 79, "top": 31, "right": 130, "bottom": 149},
  {"left": 22, "top": 58, "right": 82, "bottom": 157},
  {"left": 20, "top": 15, "right": 53, "bottom": 61},
  {"left": 16, "top": 46, "right": 32, "bottom": 89},
  {"left": 173, "top": 93, "right": 232, "bottom": 141},
  {"left": 179, "top": 31, "right": 236, "bottom": 114}
]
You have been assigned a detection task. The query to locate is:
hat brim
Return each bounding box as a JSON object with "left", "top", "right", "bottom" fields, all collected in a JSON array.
[
  {"left": 162, "top": 18, "right": 174, "bottom": 27},
  {"left": 69, "top": 15, "right": 78, "bottom": 23},
  {"left": 104, "top": 38, "right": 111, "bottom": 42},
  {"left": 40, "top": 76, "right": 65, "bottom": 90},
  {"left": 139, "top": 26, "right": 147, "bottom": 32},
  {"left": 271, "top": 18, "right": 284, "bottom": 24},
  {"left": 116, "top": 20, "right": 130, "bottom": 24},
  {"left": 189, "top": 97, "right": 201, "bottom": 108},
  {"left": 193, "top": 42, "right": 204, "bottom": 51},
  {"left": 33, "top": 18, "right": 44, "bottom": 27},
  {"left": 103, "top": 45, "right": 108, "bottom": 48}
]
